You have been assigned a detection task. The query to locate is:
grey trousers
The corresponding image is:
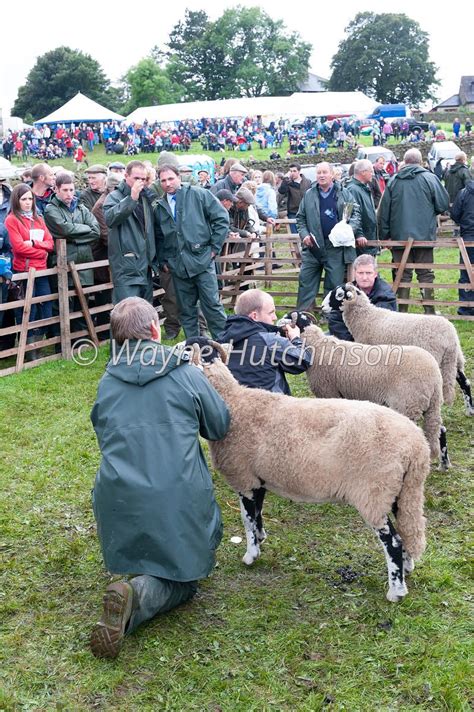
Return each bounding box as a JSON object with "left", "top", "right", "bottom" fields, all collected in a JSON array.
[{"left": 127, "top": 575, "right": 197, "bottom": 634}]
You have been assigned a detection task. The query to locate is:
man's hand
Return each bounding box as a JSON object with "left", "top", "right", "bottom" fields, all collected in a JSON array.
[
  {"left": 161, "top": 264, "right": 169, "bottom": 273},
  {"left": 266, "top": 217, "right": 276, "bottom": 226},
  {"left": 356, "top": 236, "right": 368, "bottom": 247},
  {"left": 285, "top": 324, "right": 301, "bottom": 340},
  {"left": 131, "top": 180, "right": 144, "bottom": 201},
  {"left": 302, "top": 235, "right": 313, "bottom": 247}
]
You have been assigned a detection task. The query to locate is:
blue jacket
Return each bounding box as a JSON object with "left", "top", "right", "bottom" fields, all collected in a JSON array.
[
  {"left": 328, "top": 276, "right": 397, "bottom": 341},
  {"left": 451, "top": 180, "right": 474, "bottom": 240},
  {"left": 218, "top": 315, "right": 313, "bottom": 394}
]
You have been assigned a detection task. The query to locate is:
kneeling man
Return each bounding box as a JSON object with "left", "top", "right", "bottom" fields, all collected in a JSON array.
[{"left": 90, "top": 297, "right": 229, "bottom": 658}]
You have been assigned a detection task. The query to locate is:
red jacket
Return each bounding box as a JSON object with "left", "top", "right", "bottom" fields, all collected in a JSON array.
[{"left": 5, "top": 213, "right": 54, "bottom": 271}]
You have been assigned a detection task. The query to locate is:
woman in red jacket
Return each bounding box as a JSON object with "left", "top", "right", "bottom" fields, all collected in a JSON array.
[{"left": 5, "top": 183, "right": 54, "bottom": 331}]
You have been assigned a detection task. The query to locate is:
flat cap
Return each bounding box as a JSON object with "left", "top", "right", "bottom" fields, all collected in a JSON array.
[
  {"left": 235, "top": 186, "right": 255, "bottom": 205},
  {"left": 216, "top": 189, "right": 237, "bottom": 203},
  {"left": 108, "top": 161, "right": 126, "bottom": 170},
  {"left": 85, "top": 164, "right": 107, "bottom": 174},
  {"left": 229, "top": 162, "right": 248, "bottom": 173}
]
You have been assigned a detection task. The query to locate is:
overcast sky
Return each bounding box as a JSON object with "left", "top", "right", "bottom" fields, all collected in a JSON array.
[{"left": 1, "top": 0, "right": 470, "bottom": 116}]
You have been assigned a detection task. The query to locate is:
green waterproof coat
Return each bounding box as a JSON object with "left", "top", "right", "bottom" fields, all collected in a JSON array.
[
  {"left": 45, "top": 196, "right": 100, "bottom": 286},
  {"left": 104, "top": 181, "right": 157, "bottom": 288},
  {"left": 444, "top": 162, "right": 472, "bottom": 204},
  {"left": 379, "top": 165, "right": 449, "bottom": 242},
  {"left": 346, "top": 177, "right": 378, "bottom": 255},
  {"left": 296, "top": 181, "right": 361, "bottom": 265},
  {"left": 91, "top": 340, "right": 230, "bottom": 581},
  {"left": 155, "top": 184, "right": 229, "bottom": 279}
]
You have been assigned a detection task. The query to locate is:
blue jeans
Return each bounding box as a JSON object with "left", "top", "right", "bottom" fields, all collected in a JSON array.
[
  {"left": 15, "top": 275, "right": 52, "bottom": 335},
  {"left": 287, "top": 211, "right": 298, "bottom": 235}
]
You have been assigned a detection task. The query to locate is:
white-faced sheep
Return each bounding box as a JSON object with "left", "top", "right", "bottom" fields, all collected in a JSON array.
[
  {"left": 302, "top": 324, "right": 449, "bottom": 469},
  {"left": 194, "top": 342, "right": 430, "bottom": 603},
  {"left": 322, "top": 283, "right": 473, "bottom": 415}
]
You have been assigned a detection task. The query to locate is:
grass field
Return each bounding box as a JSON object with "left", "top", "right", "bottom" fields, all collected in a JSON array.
[{"left": 1, "top": 255, "right": 473, "bottom": 709}]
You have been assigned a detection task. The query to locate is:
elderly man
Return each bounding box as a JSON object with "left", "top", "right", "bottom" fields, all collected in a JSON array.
[
  {"left": 79, "top": 164, "right": 107, "bottom": 212},
  {"left": 379, "top": 148, "right": 449, "bottom": 313},
  {"left": 90, "top": 296, "right": 229, "bottom": 659},
  {"left": 104, "top": 160, "right": 157, "bottom": 304},
  {"left": 346, "top": 159, "right": 379, "bottom": 256},
  {"left": 278, "top": 163, "right": 311, "bottom": 233},
  {"left": 327, "top": 254, "right": 397, "bottom": 340},
  {"left": 155, "top": 164, "right": 229, "bottom": 338},
  {"left": 211, "top": 162, "right": 247, "bottom": 195},
  {"left": 296, "top": 161, "right": 360, "bottom": 310},
  {"left": 218, "top": 288, "right": 313, "bottom": 394},
  {"left": 444, "top": 152, "right": 472, "bottom": 205}
]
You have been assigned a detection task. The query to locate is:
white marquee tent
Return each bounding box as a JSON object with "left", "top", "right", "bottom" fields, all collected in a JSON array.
[
  {"left": 126, "top": 92, "right": 377, "bottom": 124},
  {"left": 34, "top": 92, "right": 124, "bottom": 125}
]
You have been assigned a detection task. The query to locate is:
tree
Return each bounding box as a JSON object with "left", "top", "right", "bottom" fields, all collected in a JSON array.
[
  {"left": 12, "top": 47, "right": 116, "bottom": 120},
  {"left": 328, "top": 13, "right": 439, "bottom": 107},
  {"left": 121, "top": 58, "right": 184, "bottom": 114},
  {"left": 165, "top": 7, "right": 311, "bottom": 100}
]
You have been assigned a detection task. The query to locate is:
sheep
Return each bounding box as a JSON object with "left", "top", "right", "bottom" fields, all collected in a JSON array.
[
  {"left": 322, "top": 283, "right": 474, "bottom": 416},
  {"left": 193, "top": 341, "right": 430, "bottom": 603},
  {"left": 302, "top": 324, "right": 449, "bottom": 469}
]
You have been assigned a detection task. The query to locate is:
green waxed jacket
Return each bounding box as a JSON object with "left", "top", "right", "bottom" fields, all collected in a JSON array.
[
  {"left": 444, "top": 161, "right": 472, "bottom": 204},
  {"left": 296, "top": 181, "right": 361, "bottom": 265},
  {"left": 45, "top": 195, "right": 100, "bottom": 286},
  {"left": 104, "top": 181, "right": 157, "bottom": 287},
  {"left": 91, "top": 340, "right": 230, "bottom": 581},
  {"left": 346, "top": 177, "right": 378, "bottom": 255},
  {"left": 379, "top": 165, "right": 449, "bottom": 242},
  {"left": 155, "top": 184, "right": 229, "bottom": 279}
]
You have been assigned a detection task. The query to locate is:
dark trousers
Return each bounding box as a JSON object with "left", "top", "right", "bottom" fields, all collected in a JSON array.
[
  {"left": 113, "top": 281, "right": 153, "bottom": 305},
  {"left": 297, "top": 251, "right": 346, "bottom": 310},
  {"left": 391, "top": 246, "right": 434, "bottom": 285},
  {"left": 127, "top": 575, "right": 197, "bottom": 634},
  {"left": 459, "top": 243, "right": 474, "bottom": 315},
  {"left": 172, "top": 266, "right": 226, "bottom": 338},
  {"left": 287, "top": 210, "right": 298, "bottom": 235}
]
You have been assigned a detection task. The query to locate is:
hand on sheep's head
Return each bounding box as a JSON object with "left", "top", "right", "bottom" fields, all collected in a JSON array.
[
  {"left": 321, "top": 283, "right": 362, "bottom": 313},
  {"left": 277, "top": 310, "right": 318, "bottom": 334},
  {"left": 184, "top": 337, "right": 230, "bottom": 366}
]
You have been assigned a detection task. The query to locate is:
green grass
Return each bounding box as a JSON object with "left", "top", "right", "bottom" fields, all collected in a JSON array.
[{"left": 1, "top": 281, "right": 473, "bottom": 709}]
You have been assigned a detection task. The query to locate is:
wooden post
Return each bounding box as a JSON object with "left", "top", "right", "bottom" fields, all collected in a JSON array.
[
  {"left": 15, "top": 268, "right": 36, "bottom": 373},
  {"left": 69, "top": 261, "right": 99, "bottom": 346},
  {"left": 264, "top": 223, "right": 273, "bottom": 289},
  {"left": 392, "top": 238, "right": 414, "bottom": 293},
  {"left": 57, "top": 239, "right": 71, "bottom": 360}
]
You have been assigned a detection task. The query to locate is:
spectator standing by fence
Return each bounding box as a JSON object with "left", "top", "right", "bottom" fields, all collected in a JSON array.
[
  {"left": 379, "top": 148, "right": 449, "bottom": 314},
  {"left": 450, "top": 180, "right": 474, "bottom": 316}
]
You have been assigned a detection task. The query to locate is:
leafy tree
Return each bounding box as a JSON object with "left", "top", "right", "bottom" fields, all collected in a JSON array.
[
  {"left": 328, "top": 13, "right": 439, "bottom": 106},
  {"left": 165, "top": 7, "right": 311, "bottom": 100},
  {"left": 121, "top": 58, "right": 184, "bottom": 114},
  {"left": 12, "top": 47, "right": 115, "bottom": 120}
]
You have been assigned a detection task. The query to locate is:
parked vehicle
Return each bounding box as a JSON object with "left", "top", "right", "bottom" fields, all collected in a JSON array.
[
  {"left": 369, "top": 103, "right": 409, "bottom": 120},
  {"left": 427, "top": 141, "right": 461, "bottom": 173},
  {"left": 356, "top": 147, "right": 397, "bottom": 165}
]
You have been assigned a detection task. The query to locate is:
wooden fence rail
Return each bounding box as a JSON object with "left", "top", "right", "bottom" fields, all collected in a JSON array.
[{"left": 1, "top": 225, "right": 472, "bottom": 376}]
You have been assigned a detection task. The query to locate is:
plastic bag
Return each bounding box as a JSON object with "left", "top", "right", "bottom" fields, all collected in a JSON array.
[{"left": 328, "top": 220, "right": 355, "bottom": 248}]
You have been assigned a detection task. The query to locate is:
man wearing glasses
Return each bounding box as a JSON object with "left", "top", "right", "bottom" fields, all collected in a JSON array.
[{"left": 104, "top": 160, "right": 158, "bottom": 303}]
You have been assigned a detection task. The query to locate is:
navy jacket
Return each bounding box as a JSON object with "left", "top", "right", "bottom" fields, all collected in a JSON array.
[
  {"left": 451, "top": 180, "right": 474, "bottom": 240},
  {"left": 218, "top": 315, "right": 313, "bottom": 394},
  {"left": 328, "top": 276, "right": 397, "bottom": 341}
]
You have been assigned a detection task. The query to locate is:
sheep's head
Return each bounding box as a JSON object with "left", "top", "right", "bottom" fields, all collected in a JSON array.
[
  {"left": 184, "top": 337, "right": 230, "bottom": 366},
  {"left": 276, "top": 310, "right": 317, "bottom": 334},
  {"left": 321, "top": 283, "right": 363, "bottom": 314}
]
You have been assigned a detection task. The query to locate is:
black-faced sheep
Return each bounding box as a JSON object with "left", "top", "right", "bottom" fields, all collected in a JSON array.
[
  {"left": 197, "top": 344, "right": 430, "bottom": 603},
  {"left": 302, "top": 324, "right": 449, "bottom": 469},
  {"left": 322, "top": 284, "right": 473, "bottom": 415}
]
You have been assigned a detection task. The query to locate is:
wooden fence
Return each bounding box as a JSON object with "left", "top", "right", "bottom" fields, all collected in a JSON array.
[{"left": 1, "top": 224, "right": 472, "bottom": 376}]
